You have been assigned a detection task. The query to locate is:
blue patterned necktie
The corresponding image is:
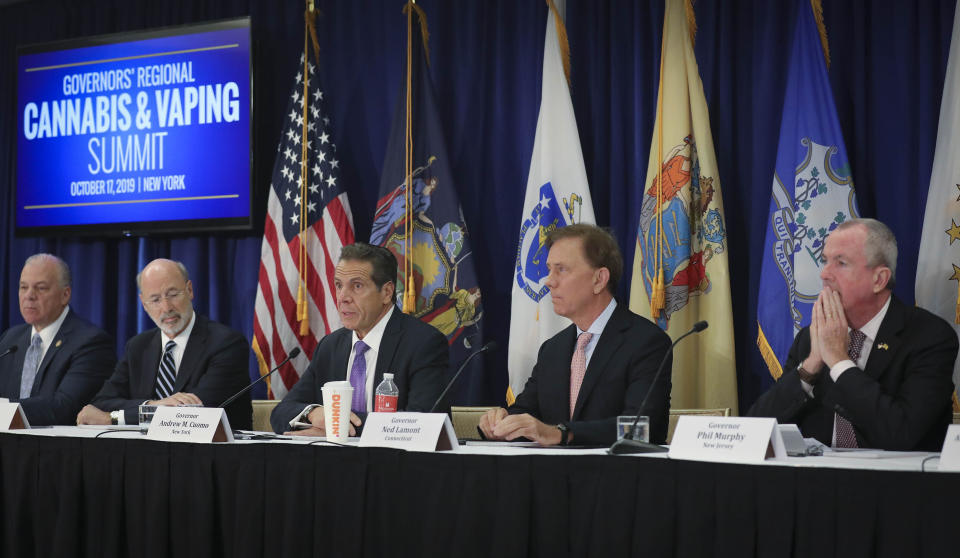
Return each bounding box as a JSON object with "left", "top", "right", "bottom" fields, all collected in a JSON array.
[
  {"left": 834, "top": 329, "right": 866, "bottom": 448},
  {"left": 349, "top": 340, "right": 370, "bottom": 413},
  {"left": 155, "top": 340, "right": 178, "bottom": 399},
  {"left": 19, "top": 333, "right": 43, "bottom": 399}
]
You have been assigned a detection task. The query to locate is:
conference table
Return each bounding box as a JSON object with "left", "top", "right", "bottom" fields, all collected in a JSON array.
[{"left": 1, "top": 427, "right": 957, "bottom": 558}]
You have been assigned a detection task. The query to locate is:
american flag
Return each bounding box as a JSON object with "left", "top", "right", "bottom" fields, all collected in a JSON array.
[{"left": 253, "top": 52, "right": 354, "bottom": 399}]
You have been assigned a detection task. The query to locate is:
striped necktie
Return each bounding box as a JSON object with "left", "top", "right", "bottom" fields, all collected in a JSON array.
[{"left": 155, "top": 340, "right": 178, "bottom": 399}]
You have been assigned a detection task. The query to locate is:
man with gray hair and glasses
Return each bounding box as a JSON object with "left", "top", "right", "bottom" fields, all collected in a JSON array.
[
  {"left": 0, "top": 253, "right": 115, "bottom": 425},
  {"left": 749, "top": 218, "right": 958, "bottom": 451},
  {"left": 77, "top": 258, "right": 252, "bottom": 429}
]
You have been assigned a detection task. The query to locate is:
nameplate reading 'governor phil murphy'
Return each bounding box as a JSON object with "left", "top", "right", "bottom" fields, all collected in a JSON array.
[
  {"left": 668, "top": 416, "right": 786, "bottom": 464},
  {"left": 0, "top": 399, "right": 30, "bottom": 430},
  {"left": 146, "top": 406, "right": 233, "bottom": 443},
  {"left": 937, "top": 424, "right": 960, "bottom": 472},
  {"left": 359, "top": 412, "right": 459, "bottom": 452}
]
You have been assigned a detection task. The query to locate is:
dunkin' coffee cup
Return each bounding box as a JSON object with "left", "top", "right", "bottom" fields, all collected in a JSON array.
[{"left": 321, "top": 381, "right": 353, "bottom": 442}]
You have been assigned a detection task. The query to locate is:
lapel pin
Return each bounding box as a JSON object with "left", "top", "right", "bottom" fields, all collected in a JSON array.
[
  {"left": 55, "top": 339, "right": 62, "bottom": 348},
  {"left": 876, "top": 343, "right": 888, "bottom": 351}
]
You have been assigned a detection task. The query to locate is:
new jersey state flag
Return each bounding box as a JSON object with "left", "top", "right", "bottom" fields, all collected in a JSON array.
[
  {"left": 628, "top": 0, "right": 737, "bottom": 412},
  {"left": 757, "top": 0, "right": 859, "bottom": 381},
  {"left": 507, "top": 3, "right": 595, "bottom": 403},
  {"left": 916, "top": 3, "right": 960, "bottom": 392}
]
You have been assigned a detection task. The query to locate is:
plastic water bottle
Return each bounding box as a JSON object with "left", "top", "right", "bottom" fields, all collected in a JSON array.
[{"left": 374, "top": 373, "right": 399, "bottom": 412}]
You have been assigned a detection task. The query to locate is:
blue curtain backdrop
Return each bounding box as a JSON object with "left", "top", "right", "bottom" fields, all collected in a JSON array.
[{"left": 0, "top": 0, "right": 954, "bottom": 410}]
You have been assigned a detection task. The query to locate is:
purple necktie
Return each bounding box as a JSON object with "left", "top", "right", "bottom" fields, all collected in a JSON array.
[
  {"left": 349, "top": 340, "right": 370, "bottom": 413},
  {"left": 834, "top": 329, "right": 866, "bottom": 448}
]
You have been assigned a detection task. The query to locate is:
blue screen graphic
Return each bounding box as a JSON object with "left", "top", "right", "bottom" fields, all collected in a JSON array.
[{"left": 16, "top": 20, "right": 251, "bottom": 233}]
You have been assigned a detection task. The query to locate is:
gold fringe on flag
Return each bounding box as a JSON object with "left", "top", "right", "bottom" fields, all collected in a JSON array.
[
  {"left": 955, "top": 280, "right": 960, "bottom": 325},
  {"left": 684, "top": 0, "right": 697, "bottom": 48},
  {"left": 649, "top": 6, "right": 669, "bottom": 320},
  {"left": 757, "top": 323, "right": 786, "bottom": 379},
  {"left": 810, "top": 0, "right": 831, "bottom": 68},
  {"left": 296, "top": 0, "right": 322, "bottom": 336},
  {"left": 953, "top": 391, "right": 960, "bottom": 413},
  {"left": 545, "top": 0, "right": 571, "bottom": 87}
]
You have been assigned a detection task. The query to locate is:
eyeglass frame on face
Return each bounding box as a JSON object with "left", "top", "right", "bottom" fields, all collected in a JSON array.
[{"left": 144, "top": 289, "right": 185, "bottom": 308}]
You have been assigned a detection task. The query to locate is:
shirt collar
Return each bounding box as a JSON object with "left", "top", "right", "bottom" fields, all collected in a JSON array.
[
  {"left": 352, "top": 304, "right": 394, "bottom": 353},
  {"left": 856, "top": 296, "right": 890, "bottom": 343},
  {"left": 576, "top": 298, "right": 618, "bottom": 337},
  {"left": 33, "top": 305, "right": 70, "bottom": 350}
]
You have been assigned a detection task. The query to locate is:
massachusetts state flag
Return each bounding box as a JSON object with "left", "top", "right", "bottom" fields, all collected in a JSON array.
[
  {"left": 757, "top": 0, "right": 859, "bottom": 380},
  {"left": 628, "top": 0, "right": 737, "bottom": 412},
  {"left": 253, "top": 50, "right": 355, "bottom": 399},
  {"left": 507, "top": 3, "right": 596, "bottom": 404}
]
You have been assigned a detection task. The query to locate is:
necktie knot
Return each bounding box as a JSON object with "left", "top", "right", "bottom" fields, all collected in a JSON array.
[
  {"left": 354, "top": 340, "right": 369, "bottom": 356},
  {"left": 164, "top": 340, "right": 177, "bottom": 354},
  {"left": 576, "top": 332, "right": 593, "bottom": 351},
  {"left": 31, "top": 333, "right": 42, "bottom": 348}
]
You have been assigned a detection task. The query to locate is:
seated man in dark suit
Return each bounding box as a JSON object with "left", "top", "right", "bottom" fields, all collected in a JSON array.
[
  {"left": 0, "top": 254, "right": 115, "bottom": 426},
  {"left": 749, "top": 219, "right": 958, "bottom": 451},
  {"left": 270, "top": 243, "right": 449, "bottom": 435},
  {"left": 479, "top": 224, "right": 672, "bottom": 446},
  {"left": 76, "top": 258, "right": 252, "bottom": 430}
]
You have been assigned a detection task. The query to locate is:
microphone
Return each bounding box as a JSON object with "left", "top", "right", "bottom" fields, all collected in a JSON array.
[
  {"left": 608, "top": 320, "right": 708, "bottom": 455},
  {"left": 428, "top": 341, "right": 496, "bottom": 413},
  {"left": 0, "top": 346, "right": 18, "bottom": 359},
  {"left": 219, "top": 347, "right": 301, "bottom": 408}
]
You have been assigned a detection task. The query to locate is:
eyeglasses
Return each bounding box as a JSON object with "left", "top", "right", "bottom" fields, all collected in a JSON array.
[{"left": 144, "top": 289, "right": 185, "bottom": 308}]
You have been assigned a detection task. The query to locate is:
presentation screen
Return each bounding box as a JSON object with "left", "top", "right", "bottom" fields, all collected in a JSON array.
[{"left": 15, "top": 17, "right": 252, "bottom": 236}]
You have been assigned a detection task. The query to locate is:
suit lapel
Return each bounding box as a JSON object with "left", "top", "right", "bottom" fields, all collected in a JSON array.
[
  {"left": 174, "top": 315, "right": 207, "bottom": 392},
  {"left": 3, "top": 327, "right": 31, "bottom": 397},
  {"left": 572, "top": 306, "right": 625, "bottom": 419},
  {"left": 31, "top": 312, "right": 74, "bottom": 395},
  {"left": 140, "top": 331, "right": 163, "bottom": 396},
  {"left": 373, "top": 311, "right": 403, "bottom": 389},
  {"left": 863, "top": 297, "right": 905, "bottom": 380},
  {"left": 546, "top": 325, "right": 577, "bottom": 421}
]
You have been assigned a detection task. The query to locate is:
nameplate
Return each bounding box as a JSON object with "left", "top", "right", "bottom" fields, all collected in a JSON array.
[
  {"left": 668, "top": 416, "right": 786, "bottom": 463},
  {"left": 938, "top": 424, "right": 960, "bottom": 472},
  {"left": 0, "top": 401, "right": 30, "bottom": 430},
  {"left": 359, "top": 412, "right": 458, "bottom": 452},
  {"left": 146, "top": 406, "right": 233, "bottom": 443}
]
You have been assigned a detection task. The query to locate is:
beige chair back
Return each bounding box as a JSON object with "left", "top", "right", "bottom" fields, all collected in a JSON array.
[
  {"left": 667, "top": 408, "right": 732, "bottom": 444},
  {"left": 451, "top": 406, "right": 497, "bottom": 440},
  {"left": 252, "top": 399, "right": 280, "bottom": 432}
]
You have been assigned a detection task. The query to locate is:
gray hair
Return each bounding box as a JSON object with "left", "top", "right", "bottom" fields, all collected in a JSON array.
[
  {"left": 835, "top": 218, "right": 898, "bottom": 290},
  {"left": 24, "top": 253, "right": 71, "bottom": 288},
  {"left": 136, "top": 259, "right": 190, "bottom": 291}
]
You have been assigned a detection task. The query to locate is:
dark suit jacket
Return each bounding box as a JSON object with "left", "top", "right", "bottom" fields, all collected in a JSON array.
[
  {"left": 0, "top": 309, "right": 115, "bottom": 426},
  {"left": 92, "top": 314, "right": 252, "bottom": 430},
  {"left": 748, "top": 296, "right": 958, "bottom": 451},
  {"left": 509, "top": 304, "right": 672, "bottom": 446},
  {"left": 271, "top": 309, "right": 449, "bottom": 434}
]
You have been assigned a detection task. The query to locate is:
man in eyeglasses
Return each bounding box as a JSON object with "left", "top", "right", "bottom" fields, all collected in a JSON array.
[{"left": 77, "top": 258, "right": 252, "bottom": 429}]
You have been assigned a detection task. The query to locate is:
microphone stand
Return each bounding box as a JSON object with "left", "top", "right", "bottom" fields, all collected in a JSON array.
[{"left": 608, "top": 321, "right": 708, "bottom": 455}]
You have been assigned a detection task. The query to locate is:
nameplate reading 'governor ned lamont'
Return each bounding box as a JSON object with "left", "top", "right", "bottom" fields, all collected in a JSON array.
[
  {"left": 359, "top": 412, "right": 459, "bottom": 452},
  {"left": 668, "top": 416, "right": 786, "bottom": 464},
  {"left": 0, "top": 399, "right": 30, "bottom": 430},
  {"left": 146, "top": 406, "right": 233, "bottom": 443},
  {"left": 937, "top": 424, "right": 960, "bottom": 472}
]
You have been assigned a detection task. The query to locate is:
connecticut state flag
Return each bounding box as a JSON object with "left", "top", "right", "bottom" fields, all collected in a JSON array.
[{"left": 756, "top": 0, "right": 860, "bottom": 382}]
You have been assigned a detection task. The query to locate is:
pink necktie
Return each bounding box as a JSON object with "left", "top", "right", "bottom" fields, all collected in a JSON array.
[
  {"left": 569, "top": 332, "right": 593, "bottom": 419},
  {"left": 834, "top": 329, "right": 866, "bottom": 448}
]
